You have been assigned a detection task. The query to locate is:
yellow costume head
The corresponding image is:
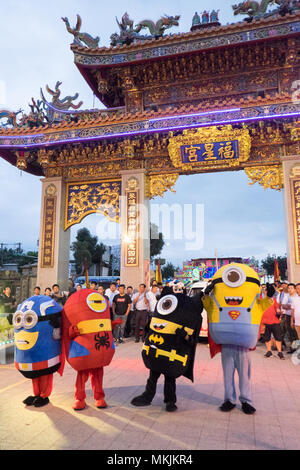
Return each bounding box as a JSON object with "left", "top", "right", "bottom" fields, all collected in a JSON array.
[
  {"left": 206, "top": 263, "right": 262, "bottom": 348},
  {"left": 212, "top": 263, "right": 260, "bottom": 310}
]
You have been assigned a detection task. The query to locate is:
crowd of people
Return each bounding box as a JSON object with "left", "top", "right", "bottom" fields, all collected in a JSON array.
[
  {"left": 84, "top": 280, "right": 163, "bottom": 345},
  {"left": 2, "top": 278, "right": 300, "bottom": 359},
  {"left": 0, "top": 280, "right": 164, "bottom": 346},
  {"left": 259, "top": 280, "right": 300, "bottom": 359}
]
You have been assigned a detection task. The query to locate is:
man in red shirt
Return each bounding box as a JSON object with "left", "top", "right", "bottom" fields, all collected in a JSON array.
[{"left": 261, "top": 297, "right": 284, "bottom": 359}]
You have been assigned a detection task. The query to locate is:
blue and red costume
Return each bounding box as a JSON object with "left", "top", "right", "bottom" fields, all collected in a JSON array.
[{"left": 14, "top": 295, "right": 64, "bottom": 407}]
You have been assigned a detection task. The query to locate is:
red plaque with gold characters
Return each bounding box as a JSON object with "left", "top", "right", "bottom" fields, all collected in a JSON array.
[{"left": 41, "top": 185, "right": 57, "bottom": 268}]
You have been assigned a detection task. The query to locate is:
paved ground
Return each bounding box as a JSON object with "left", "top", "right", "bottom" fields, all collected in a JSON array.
[{"left": 1, "top": 339, "right": 300, "bottom": 451}]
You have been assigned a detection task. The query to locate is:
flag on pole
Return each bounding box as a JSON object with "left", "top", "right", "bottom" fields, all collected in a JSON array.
[
  {"left": 84, "top": 260, "right": 90, "bottom": 288},
  {"left": 274, "top": 259, "right": 280, "bottom": 281},
  {"left": 155, "top": 259, "right": 163, "bottom": 284}
]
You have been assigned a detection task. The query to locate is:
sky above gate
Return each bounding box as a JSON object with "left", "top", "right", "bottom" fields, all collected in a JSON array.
[{"left": 0, "top": 0, "right": 287, "bottom": 268}]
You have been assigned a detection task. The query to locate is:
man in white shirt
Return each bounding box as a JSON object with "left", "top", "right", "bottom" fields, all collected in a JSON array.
[
  {"left": 132, "top": 284, "right": 150, "bottom": 343},
  {"left": 290, "top": 283, "right": 300, "bottom": 341},
  {"left": 278, "top": 282, "right": 291, "bottom": 350},
  {"left": 281, "top": 283, "right": 298, "bottom": 352},
  {"left": 147, "top": 286, "right": 158, "bottom": 317}
]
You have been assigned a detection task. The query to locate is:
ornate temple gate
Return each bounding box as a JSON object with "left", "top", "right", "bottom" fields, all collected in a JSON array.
[{"left": 1, "top": 8, "right": 300, "bottom": 289}]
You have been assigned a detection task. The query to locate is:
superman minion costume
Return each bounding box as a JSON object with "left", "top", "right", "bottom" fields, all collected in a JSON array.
[
  {"left": 14, "top": 295, "right": 64, "bottom": 407},
  {"left": 62, "top": 289, "right": 121, "bottom": 410},
  {"left": 131, "top": 285, "right": 203, "bottom": 412},
  {"left": 203, "top": 263, "right": 274, "bottom": 414}
]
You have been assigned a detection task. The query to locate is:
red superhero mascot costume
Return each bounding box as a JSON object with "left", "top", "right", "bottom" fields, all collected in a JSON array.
[{"left": 62, "top": 289, "right": 121, "bottom": 410}]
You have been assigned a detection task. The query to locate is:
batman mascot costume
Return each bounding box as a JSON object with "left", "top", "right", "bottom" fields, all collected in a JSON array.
[{"left": 131, "top": 283, "right": 203, "bottom": 412}]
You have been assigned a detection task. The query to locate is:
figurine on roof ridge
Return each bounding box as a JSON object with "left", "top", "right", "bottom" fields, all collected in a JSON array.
[
  {"left": 191, "top": 10, "right": 220, "bottom": 31},
  {"left": 41, "top": 81, "right": 83, "bottom": 111},
  {"left": 134, "top": 14, "right": 180, "bottom": 39},
  {"left": 110, "top": 13, "right": 180, "bottom": 46},
  {"left": 0, "top": 109, "right": 23, "bottom": 128},
  {"left": 40, "top": 81, "right": 83, "bottom": 124},
  {"left": 232, "top": 0, "right": 300, "bottom": 22},
  {"left": 62, "top": 14, "right": 100, "bottom": 48}
]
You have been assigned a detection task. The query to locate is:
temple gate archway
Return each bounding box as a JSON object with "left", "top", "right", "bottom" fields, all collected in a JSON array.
[{"left": 0, "top": 7, "right": 300, "bottom": 289}]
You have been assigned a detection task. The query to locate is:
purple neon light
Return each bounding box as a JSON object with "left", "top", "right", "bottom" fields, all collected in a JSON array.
[
  {"left": 1, "top": 110, "right": 300, "bottom": 148},
  {"left": 149, "top": 108, "right": 241, "bottom": 122}
]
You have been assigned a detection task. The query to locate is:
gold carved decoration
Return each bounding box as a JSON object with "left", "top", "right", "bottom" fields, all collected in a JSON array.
[
  {"left": 65, "top": 180, "right": 121, "bottom": 230},
  {"left": 290, "top": 165, "right": 300, "bottom": 178},
  {"left": 15, "top": 151, "right": 29, "bottom": 170},
  {"left": 168, "top": 125, "right": 251, "bottom": 172},
  {"left": 290, "top": 171, "right": 300, "bottom": 264},
  {"left": 126, "top": 176, "right": 139, "bottom": 191},
  {"left": 38, "top": 149, "right": 54, "bottom": 166},
  {"left": 45, "top": 183, "right": 57, "bottom": 197},
  {"left": 145, "top": 174, "right": 179, "bottom": 199},
  {"left": 244, "top": 165, "right": 284, "bottom": 191}
]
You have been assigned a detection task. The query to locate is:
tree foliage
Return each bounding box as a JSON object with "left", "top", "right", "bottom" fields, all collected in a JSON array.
[
  {"left": 71, "top": 228, "right": 107, "bottom": 275},
  {"left": 150, "top": 223, "right": 164, "bottom": 261},
  {"left": 161, "top": 262, "right": 179, "bottom": 280},
  {"left": 0, "top": 247, "right": 38, "bottom": 270},
  {"left": 261, "top": 254, "right": 288, "bottom": 279}
]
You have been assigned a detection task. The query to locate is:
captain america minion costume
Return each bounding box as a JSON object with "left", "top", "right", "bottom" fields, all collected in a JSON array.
[{"left": 14, "top": 295, "right": 64, "bottom": 407}]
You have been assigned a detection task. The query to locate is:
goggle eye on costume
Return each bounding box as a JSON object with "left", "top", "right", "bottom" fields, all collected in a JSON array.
[
  {"left": 212, "top": 266, "right": 261, "bottom": 288},
  {"left": 222, "top": 266, "right": 246, "bottom": 287},
  {"left": 157, "top": 295, "right": 178, "bottom": 315},
  {"left": 13, "top": 310, "right": 38, "bottom": 330},
  {"left": 86, "top": 293, "right": 107, "bottom": 313}
]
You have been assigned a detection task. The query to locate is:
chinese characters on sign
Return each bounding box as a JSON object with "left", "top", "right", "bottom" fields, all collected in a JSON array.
[
  {"left": 125, "top": 188, "right": 139, "bottom": 267},
  {"left": 291, "top": 179, "right": 300, "bottom": 264},
  {"left": 41, "top": 196, "right": 56, "bottom": 268},
  {"left": 181, "top": 140, "right": 239, "bottom": 164}
]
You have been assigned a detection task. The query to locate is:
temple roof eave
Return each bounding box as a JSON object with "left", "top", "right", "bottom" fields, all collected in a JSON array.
[
  {"left": 0, "top": 98, "right": 299, "bottom": 155},
  {"left": 70, "top": 11, "right": 300, "bottom": 67},
  {"left": 0, "top": 148, "right": 44, "bottom": 176},
  {"left": 0, "top": 92, "right": 297, "bottom": 138}
]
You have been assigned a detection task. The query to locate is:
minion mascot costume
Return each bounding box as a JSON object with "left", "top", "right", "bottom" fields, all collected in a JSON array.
[
  {"left": 131, "top": 282, "right": 203, "bottom": 412},
  {"left": 203, "top": 263, "right": 275, "bottom": 415},
  {"left": 13, "top": 295, "right": 64, "bottom": 407},
  {"left": 62, "top": 289, "right": 122, "bottom": 410}
]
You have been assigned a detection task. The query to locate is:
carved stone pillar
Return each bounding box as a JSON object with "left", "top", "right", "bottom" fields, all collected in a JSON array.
[
  {"left": 282, "top": 155, "right": 300, "bottom": 282},
  {"left": 36, "top": 177, "right": 70, "bottom": 292},
  {"left": 120, "top": 169, "right": 150, "bottom": 289}
]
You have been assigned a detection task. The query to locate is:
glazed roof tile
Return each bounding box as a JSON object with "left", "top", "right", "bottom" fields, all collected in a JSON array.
[
  {"left": 70, "top": 11, "right": 300, "bottom": 57},
  {"left": 0, "top": 92, "right": 293, "bottom": 137}
]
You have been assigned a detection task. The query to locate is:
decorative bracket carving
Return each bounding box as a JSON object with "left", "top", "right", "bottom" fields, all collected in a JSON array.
[
  {"left": 145, "top": 174, "right": 179, "bottom": 199},
  {"left": 244, "top": 165, "right": 284, "bottom": 191}
]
